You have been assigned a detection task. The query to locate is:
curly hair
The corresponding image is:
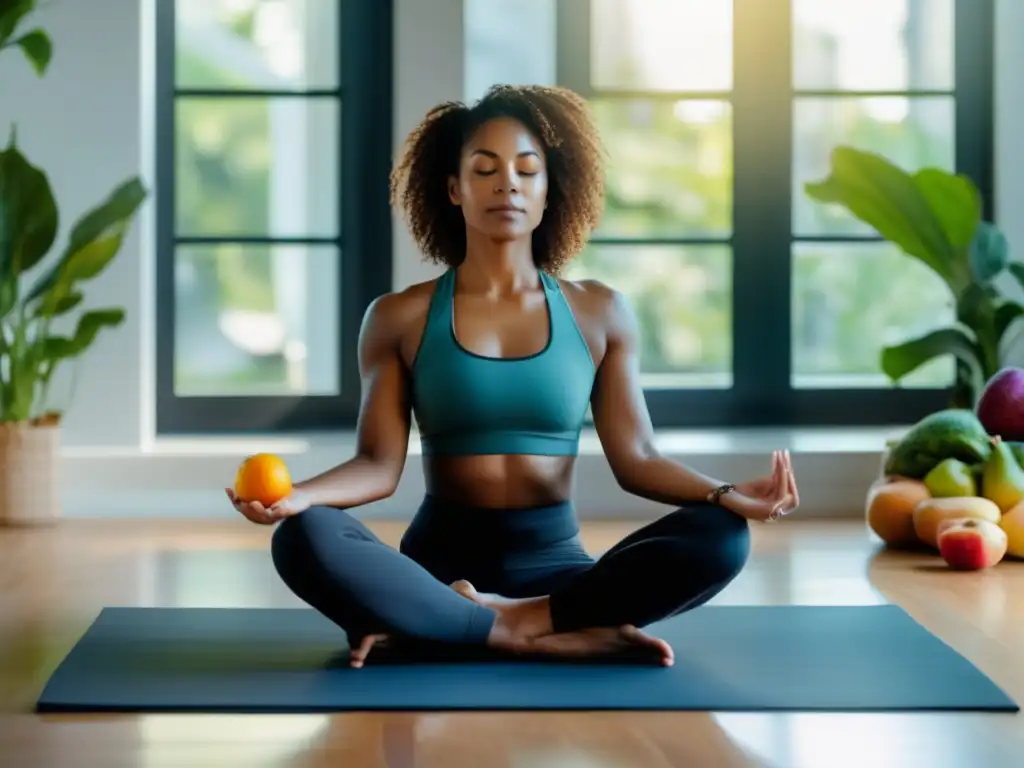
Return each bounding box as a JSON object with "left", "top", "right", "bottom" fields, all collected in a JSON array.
[{"left": 389, "top": 84, "right": 607, "bottom": 275}]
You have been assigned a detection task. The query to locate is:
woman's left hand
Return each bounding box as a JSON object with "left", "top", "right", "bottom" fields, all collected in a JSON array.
[{"left": 727, "top": 449, "right": 800, "bottom": 522}]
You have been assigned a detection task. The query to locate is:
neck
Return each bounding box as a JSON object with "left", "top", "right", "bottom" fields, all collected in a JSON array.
[{"left": 458, "top": 231, "right": 538, "bottom": 293}]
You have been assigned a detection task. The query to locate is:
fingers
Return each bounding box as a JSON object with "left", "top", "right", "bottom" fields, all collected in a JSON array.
[
  {"left": 772, "top": 450, "right": 786, "bottom": 499},
  {"left": 226, "top": 489, "right": 281, "bottom": 525},
  {"left": 249, "top": 500, "right": 285, "bottom": 525},
  {"left": 766, "top": 450, "right": 799, "bottom": 521},
  {"left": 786, "top": 450, "right": 800, "bottom": 509}
]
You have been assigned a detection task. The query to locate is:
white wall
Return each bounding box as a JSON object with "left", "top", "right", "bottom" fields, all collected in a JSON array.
[
  {"left": 0, "top": 0, "right": 1020, "bottom": 519},
  {"left": 391, "top": 0, "right": 462, "bottom": 290},
  {"left": 0, "top": 0, "right": 147, "bottom": 448}
]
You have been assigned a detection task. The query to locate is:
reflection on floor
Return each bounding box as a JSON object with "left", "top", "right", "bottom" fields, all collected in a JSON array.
[{"left": 1, "top": 518, "right": 1022, "bottom": 767}]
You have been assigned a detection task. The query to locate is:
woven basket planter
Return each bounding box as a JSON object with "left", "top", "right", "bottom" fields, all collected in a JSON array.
[{"left": 0, "top": 421, "right": 61, "bottom": 526}]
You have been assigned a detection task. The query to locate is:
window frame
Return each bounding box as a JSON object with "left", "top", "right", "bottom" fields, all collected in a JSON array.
[
  {"left": 558, "top": 0, "right": 995, "bottom": 428},
  {"left": 153, "top": 0, "right": 394, "bottom": 434}
]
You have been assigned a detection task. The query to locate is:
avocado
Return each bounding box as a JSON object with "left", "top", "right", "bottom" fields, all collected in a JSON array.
[{"left": 884, "top": 408, "right": 993, "bottom": 479}]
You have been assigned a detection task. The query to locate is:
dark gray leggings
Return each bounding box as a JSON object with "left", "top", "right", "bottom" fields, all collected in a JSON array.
[{"left": 270, "top": 496, "right": 750, "bottom": 646}]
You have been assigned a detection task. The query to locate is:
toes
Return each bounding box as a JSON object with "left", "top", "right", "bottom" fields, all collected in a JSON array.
[
  {"left": 621, "top": 625, "right": 674, "bottom": 665},
  {"left": 450, "top": 579, "right": 482, "bottom": 603},
  {"left": 350, "top": 634, "right": 383, "bottom": 668}
]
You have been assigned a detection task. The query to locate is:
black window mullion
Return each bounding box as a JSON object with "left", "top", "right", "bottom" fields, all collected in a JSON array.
[
  {"left": 954, "top": 0, "right": 995, "bottom": 221},
  {"left": 550, "top": 0, "right": 992, "bottom": 429},
  {"left": 154, "top": 0, "right": 177, "bottom": 433},
  {"left": 784, "top": 0, "right": 994, "bottom": 426},
  {"left": 174, "top": 88, "right": 343, "bottom": 99},
  {"left": 338, "top": 0, "right": 394, "bottom": 415},
  {"left": 155, "top": 0, "right": 392, "bottom": 434},
  {"left": 174, "top": 236, "right": 341, "bottom": 246},
  {"left": 731, "top": 0, "right": 794, "bottom": 424}
]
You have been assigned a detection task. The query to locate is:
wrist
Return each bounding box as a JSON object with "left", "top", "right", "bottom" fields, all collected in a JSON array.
[
  {"left": 292, "top": 481, "right": 319, "bottom": 504},
  {"left": 705, "top": 483, "right": 736, "bottom": 505},
  {"left": 714, "top": 488, "right": 749, "bottom": 516}
]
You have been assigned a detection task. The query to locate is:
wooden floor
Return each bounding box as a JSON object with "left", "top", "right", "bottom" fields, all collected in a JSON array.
[{"left": 1, "top": 517, "right": 1022, "bottom": 768}]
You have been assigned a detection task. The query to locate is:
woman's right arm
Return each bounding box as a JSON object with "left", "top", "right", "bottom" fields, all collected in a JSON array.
[{"left": 290, "top": 293, "right": 414, "bottom": 508}]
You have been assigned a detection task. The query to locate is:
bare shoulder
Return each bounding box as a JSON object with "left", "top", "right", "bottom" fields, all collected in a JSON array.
[
  {"left": 360, "top": 277, "right": 441, "bottom": 345},
  {"left": 556, "top": 277, "right": 637, "bottom": 335}
]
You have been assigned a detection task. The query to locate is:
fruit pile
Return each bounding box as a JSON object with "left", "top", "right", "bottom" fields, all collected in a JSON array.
[{"left": 868, "top": 406, "right": 1024, "bottom": 570}]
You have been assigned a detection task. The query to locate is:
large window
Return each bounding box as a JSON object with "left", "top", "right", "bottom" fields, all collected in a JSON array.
[
  {"left": 554, "top": 0, "right": 993, "bottom": 426},
  {"left": 154, "top": 0, "right": 392, "bottom": 433}
]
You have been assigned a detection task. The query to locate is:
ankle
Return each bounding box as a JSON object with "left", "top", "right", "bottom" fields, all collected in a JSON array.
[{"left": 488, "top": 597, "right": 553, "bottom": 648}]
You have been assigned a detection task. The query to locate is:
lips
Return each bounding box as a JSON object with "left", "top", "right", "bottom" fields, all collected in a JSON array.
[{"left": 487, "top": 205, "right": 524, "bottom": 213}]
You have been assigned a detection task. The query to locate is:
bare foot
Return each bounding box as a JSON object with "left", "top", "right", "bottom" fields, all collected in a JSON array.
[
  {"left": 529, "top": 625, "right": 674, "bottom": 666},
  {"left": 450, "top": 579, "right": 554, "bottom": 644},
  {"left": 349, "top": 633, "right": 391, "bottom": 668},
  {"left": 452, "top": 580, "right": 672, "bottom": 665},
  {"left": 450, "top": 579, "right": 510, "bottom": 606}
]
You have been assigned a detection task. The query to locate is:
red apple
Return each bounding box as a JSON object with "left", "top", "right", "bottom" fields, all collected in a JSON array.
[
  {"left": 936, "top": 517, "right": 1008, "bottom": 570},
  {"left": 977, "top": 367, "right": 1024, "bottom": 440}
]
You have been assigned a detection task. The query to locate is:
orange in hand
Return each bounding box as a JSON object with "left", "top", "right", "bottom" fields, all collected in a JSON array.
[{"left": 234, "top": 453, "right": 293, "bottom": 507}]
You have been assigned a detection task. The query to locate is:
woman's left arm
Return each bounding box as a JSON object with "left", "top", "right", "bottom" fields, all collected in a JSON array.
[
  {"left": 588, "top": 286, "right": 728, "bottom": 505},
  {"left": 588, "top": 285, "right": 796, "bottom": 520}
]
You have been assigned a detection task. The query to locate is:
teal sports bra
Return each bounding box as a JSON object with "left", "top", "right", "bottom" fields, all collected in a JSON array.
[{"left": 410, "top": 268, "right": 596, "bottom": 456}]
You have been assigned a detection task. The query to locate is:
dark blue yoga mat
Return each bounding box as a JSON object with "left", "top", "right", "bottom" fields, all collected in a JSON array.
[{"left": 35, "top": 605, "right": 1017, "bottom": 713}]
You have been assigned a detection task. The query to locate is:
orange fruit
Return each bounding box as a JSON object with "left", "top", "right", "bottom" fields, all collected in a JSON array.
[{"left": 233, "top": 453, "right": 293, "bottom": 507}]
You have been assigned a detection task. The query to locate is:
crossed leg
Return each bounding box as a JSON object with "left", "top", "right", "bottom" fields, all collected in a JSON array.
[
  {"left": 453, "top": 502, "right": 752, "bottom": 664},
  {"left": 270, "top": 502, "right": 750, "bottom": 666}
]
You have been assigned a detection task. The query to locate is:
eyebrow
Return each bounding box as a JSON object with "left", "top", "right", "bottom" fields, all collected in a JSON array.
[{"left": 469, "top": 149, "right": 541, "bottom": 159}]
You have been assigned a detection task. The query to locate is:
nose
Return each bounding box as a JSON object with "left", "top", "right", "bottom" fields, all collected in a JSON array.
[{"left": 494, "top": 166, "right": 519, "bottom": 193}]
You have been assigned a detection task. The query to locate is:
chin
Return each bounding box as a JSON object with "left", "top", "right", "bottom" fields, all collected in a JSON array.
[{"left": 483, "top": 225, "right": 530, "bottom": 242}]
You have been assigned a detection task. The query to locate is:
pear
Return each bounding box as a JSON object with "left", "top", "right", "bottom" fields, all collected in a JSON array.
[
  {"left": 981, "top": 435, "right": 1024, "bottom": 513},
  {"left": 924, "top": 458, "right": 977, "bottom": 497}
]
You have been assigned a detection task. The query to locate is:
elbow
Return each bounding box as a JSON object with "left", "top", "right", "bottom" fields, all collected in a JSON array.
[
  {"left": 360, "top": 453, "right": 404, "bottom": 501},
  {"left": 613, "top": 473, "right": 638, "bottom": 495},
  {"left": 609, "top": 457, "right": 644, "bottom": 495},
  {"left": 609, "top": 447, "right": 662, "bottom": 495}
]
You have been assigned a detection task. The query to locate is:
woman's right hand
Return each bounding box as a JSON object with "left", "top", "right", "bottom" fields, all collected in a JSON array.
[{"left": 225, "top": 487, "right": 312, "bottom": 525}]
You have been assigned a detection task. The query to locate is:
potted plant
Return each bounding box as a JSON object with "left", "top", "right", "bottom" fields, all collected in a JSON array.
[
  {"left": 805, "top": 146, "right": 1021, "bottom": 410},
  {"left": 0, "top": 0, "right": 147, "bottom": 525}
]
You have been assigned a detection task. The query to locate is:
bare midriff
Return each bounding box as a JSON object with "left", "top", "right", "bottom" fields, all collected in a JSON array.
[{"left": 423, "top": 454, "right": 576, "bottom": 509}]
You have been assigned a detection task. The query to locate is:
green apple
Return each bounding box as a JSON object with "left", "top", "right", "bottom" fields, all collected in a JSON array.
[{"left": 924, "top": 458, "right": 977, "bottom": 498}]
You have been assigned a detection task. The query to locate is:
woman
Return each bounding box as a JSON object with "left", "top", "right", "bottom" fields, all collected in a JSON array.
[{"left": 226, "top": 84, "right": 799, "bottom": 668}]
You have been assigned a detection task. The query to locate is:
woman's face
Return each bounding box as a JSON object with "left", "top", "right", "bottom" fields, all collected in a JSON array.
[{"left": 448, "top": 117, "right": 548, "bottom": 242}]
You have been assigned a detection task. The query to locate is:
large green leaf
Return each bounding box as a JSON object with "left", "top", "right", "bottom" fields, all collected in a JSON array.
[
  {"left": 804, "top": 147, "right": 976, "bottom": 291},
  {"left": 995, "top": 299, "right": 1024, "bottom": 344},
  {"left": 0, "top": 129, "right": 58, "bottom": 289},
  {"left": 881, "top": 326, "right": 985, "bottom": 401},
  {"left": 969, "top": 221, "right": 1010, "bottom": 283},
  {"left": 64, "top": 177, "right": 147, "bottom": 256},
  {"left": 913, "top": 168, "right": 982, "bottom": 251},
  {"left": 27, "top": 176, "right": 147, "bottom": 309},
  {"left": 40, "top": 308, "right": 125, "bottom": 363},
  {"left": 0, "top": 0, "right": 34, "bottom": 48},
  {"left": 7, "top": 27, "right": 50, "bottom": 74},
  {"left": 44, "top": 290, "right": 82, "bottom": 317}
]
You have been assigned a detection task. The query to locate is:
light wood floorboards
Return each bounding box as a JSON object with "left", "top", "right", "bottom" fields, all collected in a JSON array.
[{"left": 2, "top": 518, "right": 1022, "bottom": 767}]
